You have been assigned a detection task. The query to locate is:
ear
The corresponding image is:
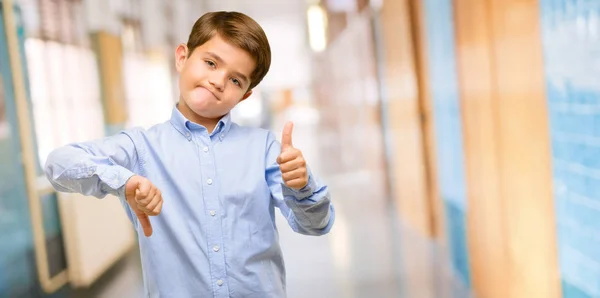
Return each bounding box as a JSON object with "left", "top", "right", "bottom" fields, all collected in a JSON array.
[
  {"left": 175, "top": 43, "right": 188, "bottom": 73},
  {"left": 240, "top": 89, "right": 253, "bottom": 102}
]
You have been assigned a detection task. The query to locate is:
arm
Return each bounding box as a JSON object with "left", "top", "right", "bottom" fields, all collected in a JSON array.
[
  {"left": 265, "top": 125, "right": 335, "bottom": 236},
  {"left": 44, "top": 132, "right": 138, "bottom": 199},
  {"left": 45, "top": 130, "right": 162, "bottom": 237}
]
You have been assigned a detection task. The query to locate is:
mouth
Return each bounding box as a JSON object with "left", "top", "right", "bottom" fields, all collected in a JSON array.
[{"left": 197, "top": 85, "right": 220, "bottom": 101}]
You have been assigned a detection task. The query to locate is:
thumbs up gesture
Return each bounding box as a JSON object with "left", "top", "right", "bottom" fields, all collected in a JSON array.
[
  {"left": 124, "top": 175, "right": 163, "bottom": 237},
  {"left": 277, "top": 122, "right": 309, "bottom": 190}
]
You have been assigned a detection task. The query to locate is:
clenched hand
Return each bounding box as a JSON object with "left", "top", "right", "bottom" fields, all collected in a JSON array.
[
  {"left": 277, "top": 122, "right": 309, "bottom": 190},
  {"left": 125, "top": 175, "right": 163, "bottom": 237}
]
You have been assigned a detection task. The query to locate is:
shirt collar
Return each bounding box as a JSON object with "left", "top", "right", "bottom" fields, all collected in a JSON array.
[{"left": 169, "top": 104, "right": 233, "bottom": 141}]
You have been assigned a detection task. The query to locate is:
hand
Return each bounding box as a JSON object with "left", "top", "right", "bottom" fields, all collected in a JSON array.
[
  {"left": 277, "top": 122, "right": 309, "bottom": 190},
  {"left": 124, "top": 175, "right": 163, "bottom": 237}
]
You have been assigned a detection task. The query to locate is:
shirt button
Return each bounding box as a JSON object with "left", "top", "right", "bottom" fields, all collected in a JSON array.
[
  {"left": 203, "top": 146, "right": 209, "bottom": 153},
  {"left": 213, "top": 245, "right": 220, "bottom": 252},
  {"left": 217, "top": 280, "right": 224, "bottom": 286},
  {"left": 207, "top": 178, "right": 213, "bottom": 185},
  {"left": 210, "top": 210, "right": 216, "bottom": 216}
]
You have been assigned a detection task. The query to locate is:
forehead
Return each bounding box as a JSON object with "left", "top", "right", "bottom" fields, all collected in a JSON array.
[{"left": 194, "top": 34, "right": 256, "bottom": 78}]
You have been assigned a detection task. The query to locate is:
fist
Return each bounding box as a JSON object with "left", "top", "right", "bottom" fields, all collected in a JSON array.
[
  {"left": 277, "top": 122, "right": 309, "bottom": 190},
  {"left": 125, "top": 175, "right": 163, "bottom": 237}
]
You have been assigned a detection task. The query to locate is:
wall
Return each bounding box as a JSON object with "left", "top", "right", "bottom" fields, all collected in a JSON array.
[
  {"left": 422, "top": 0, "right": 470, "bottom": 287},
  {"left": 454, "top": 0, "right": 561, "bottom": 297},
  {"left": 540, "top": 1, "right": 600, "bottom": 297},
  {"left": 380, "top": 0, "right": 432, "bottom": 237},
  {"left": 0, "top": 6, "right": 36, "bottom": 295},
  {"left": 0, "top": 3, "right": 67, "bottom": 296},
  {"left": 311, "top": 11, "right": 386, "bottom": 179}
]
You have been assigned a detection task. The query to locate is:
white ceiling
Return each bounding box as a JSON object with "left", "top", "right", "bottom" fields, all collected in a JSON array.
[{"left": 205, "top": 0, "right": 308, "bottom": 21}]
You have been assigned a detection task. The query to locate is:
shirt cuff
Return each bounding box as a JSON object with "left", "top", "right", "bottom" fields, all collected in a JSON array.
[
  {"left": 94, "top": 164, "right": 136, "bottom": 192},
  {"left": 281, "top": 171, "right": 317, "bottom": 200}
]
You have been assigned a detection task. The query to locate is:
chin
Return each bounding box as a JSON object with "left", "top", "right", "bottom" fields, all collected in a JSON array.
[
  {"left": 187, "top": 104, "right": 212, "bottom": 116},
  {"left": 183, "top": 94, "right": 211, "bottom": 108},
  {"left": 181, "top": 93, "right": 227, "bottom": 119},
  {"left": 189, "top": 104, "right": 224, "bottom": 119}
]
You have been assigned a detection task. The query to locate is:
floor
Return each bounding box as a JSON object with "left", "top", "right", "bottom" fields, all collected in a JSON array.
[{"left": 68, "top": 117, "right": 472, "bottom": 298}]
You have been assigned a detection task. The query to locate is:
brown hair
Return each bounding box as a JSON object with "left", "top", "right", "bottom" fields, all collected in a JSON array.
[{"left": 187, "top": 11, "right": 271, "bottom": 90}]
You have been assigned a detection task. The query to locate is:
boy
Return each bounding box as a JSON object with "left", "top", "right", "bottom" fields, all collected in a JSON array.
[{"left": 45, "top": 11, "right": 334, "bottom": 298}]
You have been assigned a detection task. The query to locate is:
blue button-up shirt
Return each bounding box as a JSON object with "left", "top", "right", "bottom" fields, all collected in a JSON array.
[{"left": 45, "top": 106, "right": 335, "bottom": 297}]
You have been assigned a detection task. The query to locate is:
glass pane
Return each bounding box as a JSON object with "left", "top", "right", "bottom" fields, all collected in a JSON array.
[
  {"left": 0, "top": 66, "right": 7, "bottom": 140},
  {"left": 41, "top": 192, "right": 67, "bottom": 277},
  {"left": 0, "top": 5, "right": 36, "bottom": 296}
]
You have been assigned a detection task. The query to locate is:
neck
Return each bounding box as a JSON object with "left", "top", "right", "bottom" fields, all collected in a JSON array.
[{"left": 177, "top": 98, "right": 221, "bottom": 134}]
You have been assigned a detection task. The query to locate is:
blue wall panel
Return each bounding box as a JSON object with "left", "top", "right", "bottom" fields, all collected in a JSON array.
[
  {"left": 0, "top": 3, "right": 37, "bottom": 296},
  {"left": 423, "top": 0, "right": 470, "bottom": 287},
  {"left": 0, "top": 3, "right": 66, "bottom": 296},
  {"left": 540, "top": 1, "right": 600, "bottom": 297}
]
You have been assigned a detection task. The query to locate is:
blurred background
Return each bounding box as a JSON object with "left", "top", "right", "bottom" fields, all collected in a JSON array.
[{"left": 0, "top": 0, "right": 598, "bottom": 297}]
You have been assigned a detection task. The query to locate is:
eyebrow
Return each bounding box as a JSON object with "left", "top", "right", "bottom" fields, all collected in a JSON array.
[{"left": 205, "top": 52, "right": 250, "bottom": 85}]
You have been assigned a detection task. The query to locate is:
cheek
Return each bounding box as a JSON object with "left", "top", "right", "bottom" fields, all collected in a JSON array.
[
  {"left": 224, "top": 91, "right": 246, "bottom": 103},
  {"left": 182, "top": 65, "right": 205, "bottom": 85}
]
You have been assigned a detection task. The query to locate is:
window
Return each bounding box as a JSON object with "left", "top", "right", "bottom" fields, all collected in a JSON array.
[
  {"left": 23, "top": 0, "right": 104, "bottom": 165},
  {"left": 0, "top": 74, "right": 7, "bottom": 140}
]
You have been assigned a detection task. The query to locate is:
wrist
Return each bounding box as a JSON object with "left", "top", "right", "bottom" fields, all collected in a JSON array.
[{"left": 282, "top": 172, "right": 315, "bottom": 200}]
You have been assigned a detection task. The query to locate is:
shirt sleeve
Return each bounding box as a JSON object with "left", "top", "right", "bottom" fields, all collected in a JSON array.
[
  {"left": 265, "top": 131, "right": 335, "bottom": 236},
  {"left": 44, "top": 131, "right": 139, "bottom": 199}
]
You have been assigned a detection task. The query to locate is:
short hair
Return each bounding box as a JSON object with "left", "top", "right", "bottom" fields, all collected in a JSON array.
[{"left": 187, "top": 11, "right": 271, "bottom": 90}]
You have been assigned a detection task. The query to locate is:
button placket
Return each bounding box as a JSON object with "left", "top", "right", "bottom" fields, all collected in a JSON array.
[{"left": 199, "top": 134, "right": 228, "bottom": 294}]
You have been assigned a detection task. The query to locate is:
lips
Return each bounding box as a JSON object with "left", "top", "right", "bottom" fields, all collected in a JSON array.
[{"left": 196, "top": 85, "right": 220, "bottom": 101}]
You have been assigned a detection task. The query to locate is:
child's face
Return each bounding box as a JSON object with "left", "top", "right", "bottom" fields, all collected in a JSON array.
[{"left": 175, "top": 34, "right": 255, "bottom": 119}]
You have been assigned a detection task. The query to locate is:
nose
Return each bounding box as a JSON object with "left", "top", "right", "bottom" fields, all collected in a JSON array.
[{"left": 209, "top": 72, "right": 226, "bottom": 92}]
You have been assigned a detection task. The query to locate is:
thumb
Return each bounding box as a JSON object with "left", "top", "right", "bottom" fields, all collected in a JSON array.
[
  {"left": 136, "top": 212, "right": 153, "bottom": 237},
  {"left": 125, "top": 176, "right": 141, "bottom": 200},
  {"left": 281, "top": 122, "right": 294, "bottom": 151}
]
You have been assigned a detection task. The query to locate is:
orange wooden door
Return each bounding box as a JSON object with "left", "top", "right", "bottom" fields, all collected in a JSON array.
[{"left": 454, "top": 0, "right": 561, "bottom": 297}]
